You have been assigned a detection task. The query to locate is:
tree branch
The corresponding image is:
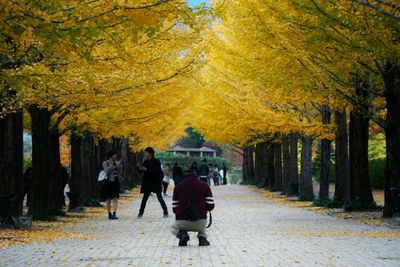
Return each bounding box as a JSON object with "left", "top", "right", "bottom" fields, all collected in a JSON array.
[{"left": 350, "top": 0, "right": 400, "bottom": 19}]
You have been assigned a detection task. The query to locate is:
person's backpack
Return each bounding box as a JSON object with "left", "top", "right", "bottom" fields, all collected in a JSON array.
[
  {"left": 185, "top": 201, "right": 200, "bottom": 221},
  {"left": 185, "top": 202, "right": 213, "bottom": 228}
]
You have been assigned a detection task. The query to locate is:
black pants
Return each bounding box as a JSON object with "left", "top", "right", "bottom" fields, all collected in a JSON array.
[
  {"left": 162, "top": 182, "right": 168, "bottom": 194},
  {"left": 139, "top": 192, "right": 168, "bottom": 214}
]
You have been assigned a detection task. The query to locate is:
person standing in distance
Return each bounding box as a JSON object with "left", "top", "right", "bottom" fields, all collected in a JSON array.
[
  {"left": 222, "top": 162, "right": 228, "bottom": 185},
  {"left": 137, "top": 147, "right": 168, "bottom": 218},
  {"left": 102, "top": 151, "right": 123, "bottom": 220},
  {"left": 172, "top": 162, "right": 183, "bottom": 186},
  {"left": 198, "top": 158, "right": 210, "bottom": 184}
]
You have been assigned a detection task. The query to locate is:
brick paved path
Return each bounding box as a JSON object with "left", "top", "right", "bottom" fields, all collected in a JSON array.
[{"left": 1, "top": 185, "right": 399, "bottom": 267}]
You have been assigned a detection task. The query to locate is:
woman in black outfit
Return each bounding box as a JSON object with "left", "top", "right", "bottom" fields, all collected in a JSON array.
[
  {"left": 137, "top": 147, "right": 168, "bottom": 218},
  {"left": 102, "top": 151, "right": 123, "bottom": 220}
]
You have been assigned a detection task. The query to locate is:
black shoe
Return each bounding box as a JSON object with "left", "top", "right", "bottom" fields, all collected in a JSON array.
[
  {"left": 198, "top": 237, "right": 210, "bottom": 246},
  {"left": 163, "top": 213, "right": 169, "bottom": 218},
  {"left": 137, "top": 213, "right": 143, "bottom": 218},
  {"left": 112, "top": 212, "right": 118, "bottom": 220},
  {"left": 178, "top": 231, "right": 190, "bottom": 246},
  {"left": 108, "top": 212, "right": 113, "bottom": 220}
]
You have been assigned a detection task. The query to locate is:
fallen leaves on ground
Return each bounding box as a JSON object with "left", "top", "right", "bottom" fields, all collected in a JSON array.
[
  {"left": 283, "top": 229, "right": 400, "bottom": 239},
  {"left": 0, "top": 188, "right": 138, "bottom": 249},
  {"left": 249, "top": 186, "right": 400, "bottom": 230}
]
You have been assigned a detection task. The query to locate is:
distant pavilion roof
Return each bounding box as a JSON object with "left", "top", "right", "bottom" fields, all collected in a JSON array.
[{"left": 169, "top": 145, "right": 217, "bottom": 153}]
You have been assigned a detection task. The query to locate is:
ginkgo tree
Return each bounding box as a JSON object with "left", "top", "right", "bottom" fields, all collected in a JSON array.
[
  {"left": 189, "top": 0, "right": 399, "bottom": 215},
  {"left": 0, "top": 0, "right": 209, "bottom": 219},
  {"left": 1, "top": 0, "right": 399, "bottom": 220}
]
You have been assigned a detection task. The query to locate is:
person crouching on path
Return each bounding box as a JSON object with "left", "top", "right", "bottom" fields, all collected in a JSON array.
[
  {"left": 103, "top": 150, "right": 123, "bottom": 220},
  {"left": 171, "top": 170, "right": 215, "bottom": 246},
  {"left": 137, "top": 147, "right": 169, "bottom": 218}
]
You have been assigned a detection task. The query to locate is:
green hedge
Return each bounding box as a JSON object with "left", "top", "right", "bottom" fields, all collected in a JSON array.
[
  {"left": 369, "top": 158, "right": 385, "bottom": 188},
  {"left": 156, "top": 151, "right": 233, "bottom": 170},
  {"left": 312, "top": 158, "right": 385, "bottom": 188},
  {"left": 311, "top": 135, "right": 386, "bottom": 188}
]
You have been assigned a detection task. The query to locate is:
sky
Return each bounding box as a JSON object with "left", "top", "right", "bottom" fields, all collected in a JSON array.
[{"left": 187, "top": 0, "right": 209, "bottom": 8}]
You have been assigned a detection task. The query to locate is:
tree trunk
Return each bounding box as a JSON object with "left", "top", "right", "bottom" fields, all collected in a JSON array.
[
  {"left": 349, "top": 88, "right": 374, "bottom": 205},
  {"left": 334, "top": 110, "right": 350, "bottom": 201},
  {"left": 319, "top": 105, "right": 332, "bottom": 200},
  {"left": 243, "top": 146, "right": 254, "bottom": 184},
  {"left": 71, "top": 132, "right": 99, "bottom": 206},
  {"left": 99, "top": 139, "right": 112, "bottom": 162},
  {"left": 49, "top": 129, "right": 64, "bottom": 215},
  {"left": 265, "top": 142, "right": 275, "bottom": 188},
  {"left": 69, "top": 132, "right": 83, "bottom": 210},
  {"left": 282, "top": 135, "right": 290, "bottom": 195},
  {"left": 244, "top": 146, "right": 255, "bottom": 184},
  {"left": 130, "top": 150, "right": 141, "bottom": 185},
  {"left": 383, "top": 62, "right": 400, "bottom": 217},
  {"left": 28, "top": 106, "right": 54, "bottom": 219},
  {"left": 81, "top": 132, "right": 99, "bottom": 202},
  {"left": 288, "top": 133, "right": 299, "bottom": 196},
  {"left": 273, "top": 142, "right": 283, "bottom": 191},
  {"left": 135, "top": 152, "right": 144, "bottom": 184},
  {"left": 121, "top": 139, "right": 137, "bottom": 189},
  {"left": 255, "top": 143, "right": 267, "bottom": 185},
  {"left": 300, "top": 136, "right": 314, "bottom": 200},
  {"left": 242, "top": 147, "right": 249, "bottom": 184},
  {"left": 0, "top": 108, "right": 24, "bottom": 216}
]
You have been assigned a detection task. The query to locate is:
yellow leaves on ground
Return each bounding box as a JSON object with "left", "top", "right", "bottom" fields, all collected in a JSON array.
[
  {"left": 285, "top": 229, "right": 400, "bottom": 239},
  {"left": 0, "top": 220, "right": 92, "bottom": 250},
  {"left": 0, "top": 188, "right": 139, "bottom": 249},
  {"left": 249, "top": 186, "right": 400, "bottom": 231}
]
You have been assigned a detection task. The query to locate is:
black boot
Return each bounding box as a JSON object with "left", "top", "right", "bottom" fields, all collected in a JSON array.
[
  {"left": 112, "top": 212, "right": 118, "bottom": 220},
  {"left": 198, "top": 237, "right": 210, "bottom": 246},
  {"left": 108, "top": 212, "right": 113, "bottom": 220},
  {"left": 178, "top": 231, "right": 190, "bottom": 246}
]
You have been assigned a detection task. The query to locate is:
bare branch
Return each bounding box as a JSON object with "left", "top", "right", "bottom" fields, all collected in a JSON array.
[{"left": 350, "top": 0, "right": 400, "bottom": 19}]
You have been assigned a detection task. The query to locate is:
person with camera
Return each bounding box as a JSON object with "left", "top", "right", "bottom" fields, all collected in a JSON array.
[
  {"left": 137, "top": 147, "right": 169, "bottom": 218},
  {"left": 170, "top": 170, "right": 215, "bottom": 246},
  {"left": 102, "top": 150, "right": 123, "bottom": 220}
]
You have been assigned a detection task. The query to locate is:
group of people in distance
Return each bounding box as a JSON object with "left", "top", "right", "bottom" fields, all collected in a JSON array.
[
  {"left": 101, "top": 147, "right": 216, "bottom": 246},
  {"left": 193, "top": 158, "right": 228, "bottom": 186}
]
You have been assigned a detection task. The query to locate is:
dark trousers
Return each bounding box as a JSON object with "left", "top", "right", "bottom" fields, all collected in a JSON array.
[
  {"left": 162, "top": 182, "right": 169, "bottom": 194},
  {"left": 139, "top": 191, "right": 168, "bottom": 214}
]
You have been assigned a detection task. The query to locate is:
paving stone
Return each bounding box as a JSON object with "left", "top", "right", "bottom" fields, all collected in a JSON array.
[{"left": 0, "top": 185, "right": 399, "bottom": 267}]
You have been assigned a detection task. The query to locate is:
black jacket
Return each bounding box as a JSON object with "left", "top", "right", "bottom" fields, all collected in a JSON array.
[
  {"left": 198, "top": 164, "right": 209, "bottom": 177},
  {"left": 172, "top": 166, "right": 183, "bottom": 185},
  {"left": 139, "top": 158, "right": 163, "bottom": 193}
]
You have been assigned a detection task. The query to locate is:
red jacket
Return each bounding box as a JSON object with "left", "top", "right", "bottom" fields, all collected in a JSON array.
[{"left": 172, "top": 175, "right": 215, "bottom": 220}]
